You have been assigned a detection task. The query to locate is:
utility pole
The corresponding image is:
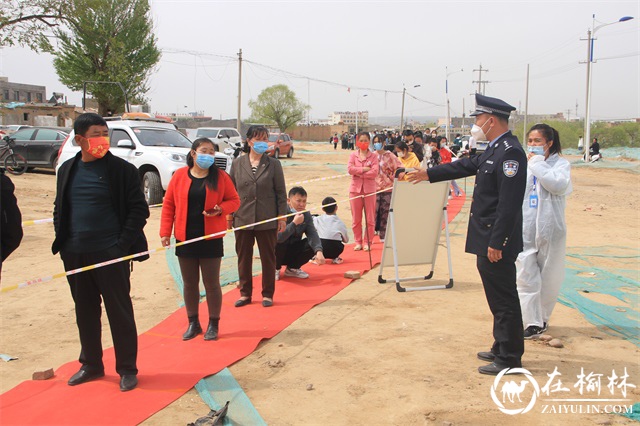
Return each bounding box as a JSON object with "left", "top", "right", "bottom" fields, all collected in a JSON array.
[
  {"left": 472, "top": 64, "right": 489, "bottom": 94},
  {"left": 307, "top": 78, "right": 310, "bottom": 141},
  {"left": 461, "top": 97, "right": 465, "bottom": 131},
  {"left": 400, "top": 87, "right": 406, "bottom": 132},
  {"left": 583, "top": 29, "right": 592, "bottom": 162},
  {"left": 236, "top": 48, "right": 242, "bottom": 132},
  {"left": 566, "top": 109, "right": 572, "bottom": 121},
  {"left": 523, "top": 64, "right": 530, "bottom": 141}
]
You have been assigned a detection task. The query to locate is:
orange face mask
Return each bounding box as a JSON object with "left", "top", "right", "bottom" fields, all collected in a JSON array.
[{"left": 86, "top": 136, "right": 110, "bottom": 158}]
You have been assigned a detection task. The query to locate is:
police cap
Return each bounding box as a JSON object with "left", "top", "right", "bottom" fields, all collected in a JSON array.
[{"left": 469, "top": 93, "right": 516, "bottom": 119}]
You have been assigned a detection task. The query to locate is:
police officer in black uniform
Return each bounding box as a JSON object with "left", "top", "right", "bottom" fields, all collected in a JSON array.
[{"left": 407, "top": 94, "right": 527, "bottom": 375}]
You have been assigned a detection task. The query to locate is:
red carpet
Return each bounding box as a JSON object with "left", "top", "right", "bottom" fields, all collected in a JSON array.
[{"left": 0, "top": 192, "right": 465, "bottom": 425}]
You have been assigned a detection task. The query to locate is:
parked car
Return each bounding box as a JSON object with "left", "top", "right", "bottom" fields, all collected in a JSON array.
[
  {"left": 192, "top": 127, "right": 242, "bottom": 152},
  {"left": 9, "top": 126, "right": 70, "bottom": 170},
  {"left": 266, "top": 133, "right": 294, "bottom": 158},
  {"left": 57, "top": 119, "right": 232, "bottom": 205},
  {"left": 0, "top": 125, "right": 31, "bottom": 136}
]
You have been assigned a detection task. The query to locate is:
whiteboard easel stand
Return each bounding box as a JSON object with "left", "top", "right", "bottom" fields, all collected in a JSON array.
[{"left": 377, "top": 181, "right": 454, "bottom": 292}]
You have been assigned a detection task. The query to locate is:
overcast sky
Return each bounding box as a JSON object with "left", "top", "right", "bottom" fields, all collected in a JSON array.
[{"left": 1, "top": 0, "right": 638, "bottom": 122}]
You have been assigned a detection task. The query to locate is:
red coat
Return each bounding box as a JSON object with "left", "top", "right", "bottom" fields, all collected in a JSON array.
[
  {"left": 160, "top": 167, "right": 240, "bottom": 241},
  {"left": 439, "top": 147, "right": 453, "bottom": 164}
]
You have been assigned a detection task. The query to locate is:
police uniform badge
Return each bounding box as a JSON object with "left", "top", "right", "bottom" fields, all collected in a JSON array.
[{"left": 503, "top": 160, "right": 519, "bottom": 177}]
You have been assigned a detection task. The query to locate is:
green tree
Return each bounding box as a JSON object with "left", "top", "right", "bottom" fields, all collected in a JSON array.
[
  {"left": 0, "top": 0, "right": 70, "bottom": 51},
  {"left": 50, "top": 0, "right": 160, "bottom": 114},
  {"left": 248, "top": 85, "right": 308, "bottom": 132}
]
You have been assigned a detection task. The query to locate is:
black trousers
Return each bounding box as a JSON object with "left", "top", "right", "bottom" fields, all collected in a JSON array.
[
  {"left": 476, "top": 255, "right": 524, "bottom": 367},
  {"left": 61, "top": 245, "right": 138, "bottom": 376},
  {"left": 320, "top": 239, "right": 344, "bottom": 260},
  {"left": 276, "top": 238, "right": 315, "bottom": 269}
]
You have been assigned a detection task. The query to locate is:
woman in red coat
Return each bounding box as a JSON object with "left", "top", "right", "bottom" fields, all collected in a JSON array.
[
  {"left": 347, "top": 132, "right": 379, "bottom": 251},
  {"left": 160, "top": 138, "right": 240, "bottom": 341}
]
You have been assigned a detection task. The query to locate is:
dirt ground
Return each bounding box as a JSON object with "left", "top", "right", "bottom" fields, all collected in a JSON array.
[{"left": 1, "top": 142, "right": 639, "bottom": 425}]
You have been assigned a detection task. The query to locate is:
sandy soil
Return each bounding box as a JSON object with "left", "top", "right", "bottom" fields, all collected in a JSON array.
[{"left": 1, "top": 142, "right": 639, "bottom": 425}]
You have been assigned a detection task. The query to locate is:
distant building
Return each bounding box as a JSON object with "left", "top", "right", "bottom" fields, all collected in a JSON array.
[
  {"left": 0, "top": 77, "right": 46, "bottom": 104},
  {"left": 329, "top": 111, "right": 369, "bottom": 126},
  {"left": 511, "top": 112, "right": 566, "bottom": 126}
]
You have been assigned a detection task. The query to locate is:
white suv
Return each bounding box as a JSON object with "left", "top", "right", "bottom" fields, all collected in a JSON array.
[
  {"left": 191, "top": 127, "right": 242, "bottom": 152},
  {"left": 57, "top": 119, "right": 232, "bottom": 205}
]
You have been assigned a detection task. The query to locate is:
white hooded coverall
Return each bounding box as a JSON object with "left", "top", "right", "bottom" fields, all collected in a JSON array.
[{"left": 516, "top": 153, "right": 572, "bottom": 328}]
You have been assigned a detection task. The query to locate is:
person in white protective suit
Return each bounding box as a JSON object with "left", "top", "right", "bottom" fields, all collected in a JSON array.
[{"left": 516, "top": 123, "right": 572, "bottom": 339}]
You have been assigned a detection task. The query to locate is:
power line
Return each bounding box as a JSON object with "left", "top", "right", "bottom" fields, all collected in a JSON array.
[{"left": 160, "top": 46, "right": 442, "bottom": 106}]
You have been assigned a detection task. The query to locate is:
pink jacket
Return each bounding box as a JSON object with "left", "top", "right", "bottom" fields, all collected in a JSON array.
[{"left": 348, "top": 151, "right": 379, "bottom": 193}]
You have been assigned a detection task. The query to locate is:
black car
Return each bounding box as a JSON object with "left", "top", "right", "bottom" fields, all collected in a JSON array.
[{"left": 10, "top": 127, "right": 71, "bottom": 170}]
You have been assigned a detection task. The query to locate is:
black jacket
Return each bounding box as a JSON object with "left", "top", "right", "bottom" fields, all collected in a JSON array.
[
  {"left": 1, "top": 170, "right": 23, "bottom": 263},
  {"left": 428, "top": 131, "right": 526, "bottom": 260},
  {"left": 52, "top": 151, "right": 150, "bottom": 261}
]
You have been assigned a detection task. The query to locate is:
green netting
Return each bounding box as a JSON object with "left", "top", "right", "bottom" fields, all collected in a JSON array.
[
  {"left": 621, "top": 403, "right": 640, "bottom": 421},
  {"left": 570, "top": 160, "right": 640, "bottom": 173},
  {"left": 559, "top": 246, "right": 639, "bottom": 346},
  {"left": 165, "top": 234, "right": 263, "bottom": 301},
  {"left": 164, "top": 235, "right": 266, "bottom": 424},
  {"left": 194, "top": 369, "right": 266, "bottom": 426}
]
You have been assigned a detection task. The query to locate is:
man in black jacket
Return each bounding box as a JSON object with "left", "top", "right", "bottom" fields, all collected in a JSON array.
[
  {"left": 407, "top": 94, "right": 526, "bottom": 376},
  {"left": 52, "top": 113, "right": 149, "bottom": 391},
  {"left": 1, "top": 169, "right": 23, "bottom": 276}
]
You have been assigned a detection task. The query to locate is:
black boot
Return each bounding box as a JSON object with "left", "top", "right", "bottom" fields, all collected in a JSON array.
[
  {"left": 183, "top": 316, "right": 202, "bottom": 340},
  {"left": 204, "top": 318, "right": 219, "bottom": 341}
]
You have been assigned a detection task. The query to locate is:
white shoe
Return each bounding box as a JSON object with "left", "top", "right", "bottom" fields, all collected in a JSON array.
[
  {"left": 275, "top": 269, "right": 280, "bottom": 280},
  {"left": 284, "top": 268, "right": 309, "bottom": 279},
  {"left": 354, "top": 244, "right": 362, "bottom": 251}
]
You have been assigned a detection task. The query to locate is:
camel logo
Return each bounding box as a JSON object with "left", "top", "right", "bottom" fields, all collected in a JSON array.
[{"left": 490, "top": 368, "right": 540, "bottom": 415}]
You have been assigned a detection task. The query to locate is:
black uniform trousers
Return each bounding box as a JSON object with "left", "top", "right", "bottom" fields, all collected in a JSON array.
[
  {"left": 61, "top": 245, "right": 138, "bottom": 376},
  {"left": 276, "top": 238, "right": 315, "bottom": 270},
  {"left": 476, "top": 255, "right": 524, "bottom": 367}
]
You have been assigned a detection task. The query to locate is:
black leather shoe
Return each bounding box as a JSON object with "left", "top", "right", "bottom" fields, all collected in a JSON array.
[
  {"left": 120, "top": 375, "right": 138, "bottom": 392},
  {"left": 478, "top": 362, "right": 522, "bottom": 376},
  {"left": 68, "top": 369, "right": 104, "bottom": 386},
  {"left": 262, "top": 298, "right": 273, "bottom": 307},
  {"left": 182, "top": 321, "right": 202, "bottom": 340},
  {"left": 234, "top": 297, "right": 251, "bottom": 307},
  {"left": 477, "top": 351, "right": 496, "bottom": 362},
  {"left": 204, "top": 321, "right": 219, "bottom": 341}
]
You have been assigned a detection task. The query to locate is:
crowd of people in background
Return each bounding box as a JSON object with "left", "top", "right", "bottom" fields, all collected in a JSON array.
[{"left": 6, "top": 104, "right": 572, "bottom": 390}]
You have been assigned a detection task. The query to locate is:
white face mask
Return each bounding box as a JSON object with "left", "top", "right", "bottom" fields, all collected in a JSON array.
[
  {"left": 470, "top": 119, "right": 491, "bottom": 142},
  {"left": 397, "top": 152, "right": 405, "bottom": 158}
]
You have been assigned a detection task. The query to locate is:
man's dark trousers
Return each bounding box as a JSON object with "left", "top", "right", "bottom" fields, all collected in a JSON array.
[
  {"left": 62, "top": 245, "right": 138, "bottom": 376},
  {"left": 276, "top": 238, "right": 315, "bottom": 269},
  {"left": 476, "top": 255, "right": 524, "bottom": 367}
]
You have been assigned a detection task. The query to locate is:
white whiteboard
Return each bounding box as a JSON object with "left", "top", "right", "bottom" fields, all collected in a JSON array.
[{"left": 381, "top": 180, "right": 449, "bottom": 267}]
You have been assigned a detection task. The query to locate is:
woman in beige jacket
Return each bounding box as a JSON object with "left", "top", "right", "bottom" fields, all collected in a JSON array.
[{"left": 229, "top": 125, "right": 287, "bottom": 307}]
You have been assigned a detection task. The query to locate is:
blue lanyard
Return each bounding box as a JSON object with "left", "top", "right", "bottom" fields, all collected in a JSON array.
[{"left": 532, "top": 176, "right": 537, "bottom": 192}]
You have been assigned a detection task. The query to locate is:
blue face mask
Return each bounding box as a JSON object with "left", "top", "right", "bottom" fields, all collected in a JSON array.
[
  {"left": 527, "top": 146, "right": 545, "bottom": 156},
  {"left": 252, "top": 141, "right": 269, "bottom": 154},
  {"left": 373, "top": 143, "right": 383, "bottom": 151},
  {"left": 195, "top": 153, "right": 215, "bottom": 169}
]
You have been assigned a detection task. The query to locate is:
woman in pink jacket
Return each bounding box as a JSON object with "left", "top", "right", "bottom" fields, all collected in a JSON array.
[{"left": 347, "top": 132, "right": 379, "bottom": 251}]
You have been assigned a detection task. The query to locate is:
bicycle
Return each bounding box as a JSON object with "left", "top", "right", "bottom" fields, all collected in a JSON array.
[{"left": 0, "top": 136, "right": 27, "bottom": 175}]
